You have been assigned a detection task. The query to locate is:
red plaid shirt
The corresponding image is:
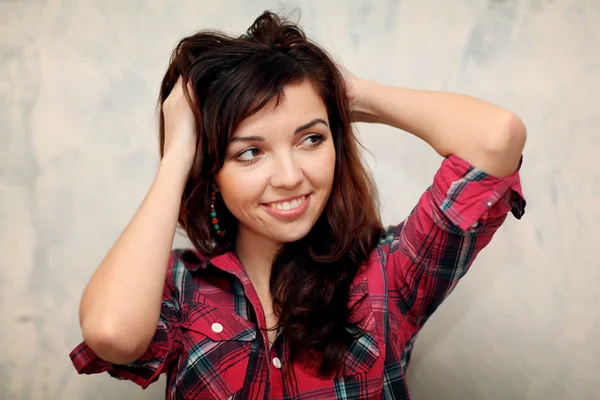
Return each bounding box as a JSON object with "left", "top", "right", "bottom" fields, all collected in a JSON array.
[{"left": 70, "top": 155, "right": 525, "bottom": 399}]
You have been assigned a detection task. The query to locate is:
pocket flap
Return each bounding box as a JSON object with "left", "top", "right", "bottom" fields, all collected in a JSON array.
[{"left": 181, "top": 301, "right": 257, "bottom": 342}]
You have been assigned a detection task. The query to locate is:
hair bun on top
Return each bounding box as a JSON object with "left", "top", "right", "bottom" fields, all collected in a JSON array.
[{"left": 245, "top": 11, "right": 306, "bottom": 51}]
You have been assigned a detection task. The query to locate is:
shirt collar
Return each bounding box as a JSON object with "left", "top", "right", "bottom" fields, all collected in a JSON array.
[{"left": 208, "top": 251, "right": 246, "bottom": 277}]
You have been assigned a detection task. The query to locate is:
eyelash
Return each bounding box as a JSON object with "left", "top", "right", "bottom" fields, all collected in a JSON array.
[{"left": 234, "top": 134, "right": 326, "bottom": 165}]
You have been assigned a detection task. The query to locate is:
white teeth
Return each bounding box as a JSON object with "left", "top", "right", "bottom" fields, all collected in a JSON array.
[{"left": 268, "top": 195, "right": 306, "bottom": 212}]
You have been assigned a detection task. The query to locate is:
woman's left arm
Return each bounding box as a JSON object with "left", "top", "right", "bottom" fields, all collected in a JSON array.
[
  {"left": 342, "top": 71, "right": 527, "bottom": 331},
  {"left": 347, "top": 77, "right": 527, "bottom": 177}
]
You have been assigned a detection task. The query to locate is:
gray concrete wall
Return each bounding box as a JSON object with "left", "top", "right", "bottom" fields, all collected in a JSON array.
[{"left": 2, "top": 0, "right": 598, "bottom": 399}]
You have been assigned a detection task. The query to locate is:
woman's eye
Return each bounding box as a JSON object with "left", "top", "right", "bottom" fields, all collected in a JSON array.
[
  {"left": 236, "top": 148, "right": 262, "bottom": 162},
  {"left": 302, "top": 134, "right": 324, "bottom": 147}
]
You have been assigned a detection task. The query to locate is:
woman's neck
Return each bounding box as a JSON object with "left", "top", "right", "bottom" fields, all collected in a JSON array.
[{"left": 235, "top": 225, "right": 281, "bottom": 294}]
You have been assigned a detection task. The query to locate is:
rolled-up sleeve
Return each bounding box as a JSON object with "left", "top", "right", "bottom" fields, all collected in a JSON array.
[
  {"left": 386, "top": 155, "right": 526, "bottom": 328},
  {"left": 69, "top": 252, "right": 184, "bottom": 389},
  {"left": 429, "top": 155, "right": 525, "bottom": 234}
]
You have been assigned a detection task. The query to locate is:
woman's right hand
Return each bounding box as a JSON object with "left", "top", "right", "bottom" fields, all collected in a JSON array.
[{"left": 161, "top": 76, "right": 198, "bottom": 170}]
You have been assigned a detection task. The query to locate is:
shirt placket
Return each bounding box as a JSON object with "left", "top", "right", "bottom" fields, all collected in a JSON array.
[
  {"left": 235, "top": 271, "right": 285, "bottom": 399},
  {"left": 269, "top": 343, "right": 284, "bottom": 399}
]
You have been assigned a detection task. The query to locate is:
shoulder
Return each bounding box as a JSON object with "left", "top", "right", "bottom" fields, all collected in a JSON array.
[
  {"left": 372, "top": 224, "right": 403, "bottom": 259},
  {"left": 356, "top": 224, "right": 404, "bottom": 281},
  {"left": 170, "top": 248, "right": 208, "bottom": 270},
  {"left": 163, "top": 248, "right": 209, "bottom": 295},
  {"left": 378, "top": 225, "right": 401, "bottom": 247}
]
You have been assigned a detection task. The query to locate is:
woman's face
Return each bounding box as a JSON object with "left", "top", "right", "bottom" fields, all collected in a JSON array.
[{"left": 215, "top": 80, "right": 336, "bottom": 247}]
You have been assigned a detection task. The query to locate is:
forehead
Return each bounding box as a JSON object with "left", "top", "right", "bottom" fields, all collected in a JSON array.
[{"left": 232, "top": 81, "right": 329, "bottom": 137}]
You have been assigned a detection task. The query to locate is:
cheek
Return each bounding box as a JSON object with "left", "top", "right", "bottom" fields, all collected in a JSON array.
[
  {"left": 307, "top": 144, "right": 336, "bottom": 186},
  {"left": 215, "top": 165, "right": 265, "bottom": 212}
]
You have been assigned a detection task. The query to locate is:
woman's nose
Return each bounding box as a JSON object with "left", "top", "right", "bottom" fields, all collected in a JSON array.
[{"left": 270, "top": 153, "right": 303, "bottom": 190}]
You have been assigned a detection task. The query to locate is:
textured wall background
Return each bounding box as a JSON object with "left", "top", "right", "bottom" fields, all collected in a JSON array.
[{"left": 2, "top": 0, "right": 599, "bottom": 399}]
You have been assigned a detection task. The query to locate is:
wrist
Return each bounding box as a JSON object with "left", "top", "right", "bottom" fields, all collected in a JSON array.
[
  {"left": 351, "top": 79, "right": 382, "bottom": 122},
  {"left": 159, "top": 151, "right": 195, "bottom": 185}
]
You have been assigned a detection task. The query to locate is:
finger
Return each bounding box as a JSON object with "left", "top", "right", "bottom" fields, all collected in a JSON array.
[{"left": 182, "top": 77, "right": 197, "bottom": 107}]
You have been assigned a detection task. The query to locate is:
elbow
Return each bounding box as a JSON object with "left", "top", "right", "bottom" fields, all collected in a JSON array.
[
  {"left": 484, "top": 112, "right": 527, "bottom": 176},
  {"left": 489, "top": 112, "right": 527, "bottom": 153},
  {"left": 81, "top": 318, "right": 150, "bottom": 365},
  {"left": 504, "top": 112, "right": 527, "bottom": 150}
]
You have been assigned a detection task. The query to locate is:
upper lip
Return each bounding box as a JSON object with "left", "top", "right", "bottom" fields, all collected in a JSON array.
[{"left": 262, "top": 194, "right": 309, "bottom": 204}]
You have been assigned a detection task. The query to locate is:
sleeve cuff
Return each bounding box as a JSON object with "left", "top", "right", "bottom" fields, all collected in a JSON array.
[
  {"left": 429, "top": 155, "right": 526, "bottom": 233},
  {"left": 69, "top": 337, "right": 170, "bottom": 389}
]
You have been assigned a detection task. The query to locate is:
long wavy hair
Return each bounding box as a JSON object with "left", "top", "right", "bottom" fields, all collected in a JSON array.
[{"left": 157, "top": 11, "right": 383, "bottom": 377}]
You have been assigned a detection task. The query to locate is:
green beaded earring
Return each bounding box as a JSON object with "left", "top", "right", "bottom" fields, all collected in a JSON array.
[{"left": 210, "top": 188, "right": 225, "bottom": 237}]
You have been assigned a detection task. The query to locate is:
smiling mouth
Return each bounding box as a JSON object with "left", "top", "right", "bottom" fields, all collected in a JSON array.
[{"left": 266, "top": 195, "right": 307, "bottom": 211}]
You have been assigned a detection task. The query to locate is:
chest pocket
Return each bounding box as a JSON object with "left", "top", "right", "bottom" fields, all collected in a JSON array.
[
  {"left": 175, "top": 301, "right": 257, "bottom": 399},
  {"left": 338, "top": 278, "right": 381, "bottom": 376},
  {"left": 319, "top": 278, "right": 385, "bottom": 399},
  {"left": 298, "top": 279, "right": 382, "bottom": 380}
]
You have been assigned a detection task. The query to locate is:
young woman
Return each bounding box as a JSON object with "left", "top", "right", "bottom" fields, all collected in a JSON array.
[{"left": 70, "top": 11, "right": 526, "bottom": 400}]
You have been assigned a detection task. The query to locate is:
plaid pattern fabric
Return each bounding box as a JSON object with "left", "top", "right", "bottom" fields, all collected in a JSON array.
[{"left": 70, "top": 155, "right": 525, "bottom": 399}]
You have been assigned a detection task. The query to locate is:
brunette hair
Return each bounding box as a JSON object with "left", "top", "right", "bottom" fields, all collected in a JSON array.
[{"left": 158, "top": 11, "right": 383, "bottom": 377}]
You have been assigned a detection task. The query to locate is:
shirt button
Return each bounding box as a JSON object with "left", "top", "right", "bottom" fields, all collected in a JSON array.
[
  {"left": 471, "top": 222, "right": 479, "bottom": 228},
  {"left": 486, "top": 201, "right": 493, "bottom": 207},
  {"left": 272, "top": 357, "right": 282, "bottom": 369},
  {"left": 211, "top": 323, "right": 223, "bottom": 333}
]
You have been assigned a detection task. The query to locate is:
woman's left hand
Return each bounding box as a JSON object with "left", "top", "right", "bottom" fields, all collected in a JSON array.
[{"left": 338, "top": 64, "right": 372, "bottom": 122}]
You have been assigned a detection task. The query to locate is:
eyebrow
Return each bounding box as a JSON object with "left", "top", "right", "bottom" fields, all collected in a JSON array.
[{"left": 230, "top": 118, "right": 329, "bottom": 143}]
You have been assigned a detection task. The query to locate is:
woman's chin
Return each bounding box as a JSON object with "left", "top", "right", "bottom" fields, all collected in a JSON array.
[{"left": 268, "top": 222, "right": 314, "bottom": 244}]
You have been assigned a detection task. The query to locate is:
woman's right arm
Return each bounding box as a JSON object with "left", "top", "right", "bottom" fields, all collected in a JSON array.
[{"left": 79, "top": 77, "right": 197, "bottom": 365}]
